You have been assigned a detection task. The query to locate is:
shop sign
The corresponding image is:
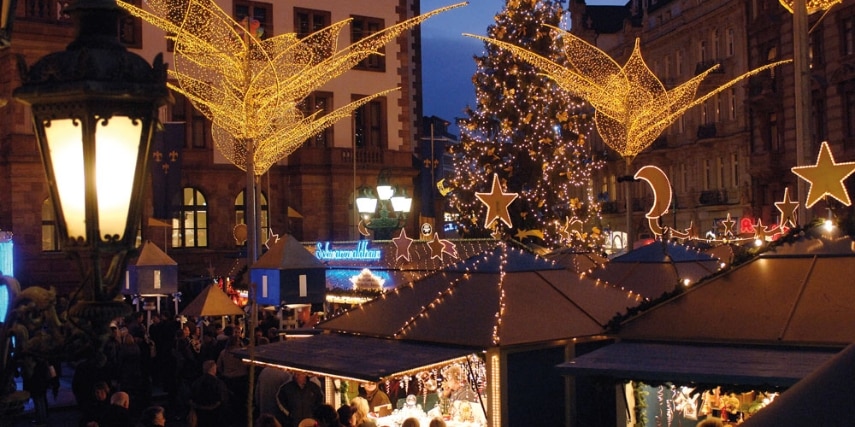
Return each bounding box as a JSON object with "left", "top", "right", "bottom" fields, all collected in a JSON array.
[{"left": 315, "top": 240, "right": 382, "bottom": 261}]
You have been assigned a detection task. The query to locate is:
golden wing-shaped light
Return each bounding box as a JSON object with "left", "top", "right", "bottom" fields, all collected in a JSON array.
[
  {"left": 778, "top": 0, "right": 841, "bottom": 14},
  {"left": 120, "top": 0, "right": 467, "bottom": 175},
  {"left": 468, "top": 26, "right": 790, "bottom": 162}
]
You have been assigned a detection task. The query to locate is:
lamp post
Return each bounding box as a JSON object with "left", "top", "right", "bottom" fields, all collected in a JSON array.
[
  {"left": 357, "top": 171, "right": 412, "bottom": 240},
  {"left": 14, "top": 0, "right": 169, "bottom": 355}
]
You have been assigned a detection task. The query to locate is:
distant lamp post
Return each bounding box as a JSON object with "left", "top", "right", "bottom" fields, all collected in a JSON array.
[
  {"left": 13, "top": 0, "right": 169, "bottom": 352},
  {"left": 357, "top": 171, "right": 412, "bottom": 240}
]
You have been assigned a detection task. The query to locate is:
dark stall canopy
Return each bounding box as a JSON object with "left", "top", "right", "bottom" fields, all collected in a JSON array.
[{"left": 234, "top": 333, "right": 476, "bottom": 382}]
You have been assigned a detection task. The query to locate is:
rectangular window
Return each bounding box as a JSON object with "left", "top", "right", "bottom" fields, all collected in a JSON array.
[
  {"left": 845, "top": 86, "right": 855, "bottom": 140},
  {"left": 729, "top": 88, "right": 737, "bottom": 120},
  {"left": 727, "top": 28, "right": 735, "bottom": 57},
  {"left": 812, "top": 90, "right": 827, "bottom": 143},
  {"left": 730, "top": 153, "right": 739, "bottom": 189},
  {"left": 299, "top": 91, "right": 334, "bottom": 147},
  {"left": 680, "top": 163, "right": 687, "bottom": 192},
  {"left": 676, "top": 49, "right": 683, "bottom": 77},
  {"left": 353, "top": 95, "right": 387, "bottom": 149},
  {"left": 235, "top": 1, "right": 274, "bottom": 39},
  {"left": 810, "top": 28, "right": 823, "bottom": 68},
  {"left": 351, "top": 15, "right": 386, "bottom": 72},
  {"left": 703, "top": 159, "right": 711, "bottom": 190},
  {"left": 119, "top": 0, "right": 142, "bottom": 48},
  {"left": 844, "top": 16, "right": 855, "bottom": 56},
  {"left": 295, "top": 8, "right": 331, "bottom": 38},
  {"left": 711, "top": 29, "right": 720, "bottom": 60},
  {"left": 714, "top": 94, "right": 721, "bottom": 122},
  {"left": 717, "top": 156, "right": 725, "bottom": 188},
  {"left": 169, "top": 92, "right": 208, "bottom": 149}
]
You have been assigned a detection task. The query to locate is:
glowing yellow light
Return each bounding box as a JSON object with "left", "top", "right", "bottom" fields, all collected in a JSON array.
[
  {"left": 778, "top": 0, "right": 841, "bottom": 14},
  {"left": 465, "top": 29, "right": 789, "bottom": 162},
  {"left": 119, "top": 0, "right": 465, "bottom": 175},
  {"left": 791, "top": 141, "right": 855, "bottom": 208}
]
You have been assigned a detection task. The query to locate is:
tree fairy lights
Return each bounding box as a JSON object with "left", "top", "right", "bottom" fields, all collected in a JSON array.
[
  {"left": 449, "top": 0, "right": 604, "bottom": 249},
  {"left": 119, "top": 0, "right": 465, "bottom": 175}
]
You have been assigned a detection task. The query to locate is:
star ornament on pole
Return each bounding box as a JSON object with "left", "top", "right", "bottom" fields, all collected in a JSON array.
[
  {"left": 775, "top": 187, "right": 800, "bottom": 228},
  {"left": 791, "top": 141, "right": 855, "bottom": 208},
  {"left": 475, "top": 174, "right": 519, "bottom": 229}
]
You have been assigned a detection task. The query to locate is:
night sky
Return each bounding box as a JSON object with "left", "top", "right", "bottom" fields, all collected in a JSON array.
[{"left": 420, "top": 0, "right": 625, "bottom": 133}]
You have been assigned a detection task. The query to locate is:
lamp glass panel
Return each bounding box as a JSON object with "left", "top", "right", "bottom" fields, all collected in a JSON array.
[
  {"left": 96, "top": 116, "right": 143, "bottom": 239},
  {"left": 376, "top": 184, "right": 394, "bottom": 200},
  {"left": 44, "top": 119, "right": 85, "bottom": 240},
  {"left": 356, "top": 197, "right": 377, "bottom": 214},
  {"left": 391, "top": 195, "right": 409, "bottom": 212}
]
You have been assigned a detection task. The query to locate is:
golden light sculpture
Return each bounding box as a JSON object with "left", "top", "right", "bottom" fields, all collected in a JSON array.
[
  {"left": 465, "top": 28, "right": 789, "bottom": 163},
  {"left": 778, "top": 0, "right": 841, "bottom": 14},
  {"left": 119, "top": 0, "right": 466, "bottom": 175}
]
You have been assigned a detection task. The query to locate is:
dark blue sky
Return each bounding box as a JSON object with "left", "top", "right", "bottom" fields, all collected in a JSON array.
[{"left": 420, "top": 0, "right": 624, "bottom": 133}]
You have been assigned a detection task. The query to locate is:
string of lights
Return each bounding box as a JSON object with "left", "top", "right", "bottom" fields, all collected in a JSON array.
[{"left": 119, "top": 0, "right": 465, "bottom": 175}]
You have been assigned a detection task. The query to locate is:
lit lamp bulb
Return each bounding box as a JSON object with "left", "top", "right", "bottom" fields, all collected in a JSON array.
[
  {"left": 824, "top": 218, "right": 834, "bottom": 231},
  {"left": 682, "top": 278, "right": 691, "bottom": 287},
  {"left": 755, "top": 238, "right": 764, "bottom": 247}
]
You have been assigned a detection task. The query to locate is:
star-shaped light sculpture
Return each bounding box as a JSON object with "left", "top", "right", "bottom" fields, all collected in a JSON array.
[
  {"left": 775, "top": 187, "right": 800, "bottom": 228},
  {"left": 475, "top": 174, "right": 519, "bottom": 229},
  {"left": 264, "top": 229, "right": 280, "bottom": 249},
  {"left": 791, "top": 141, "right": 855, "bottom": 208},
  {"left": 441, "top": 239, "right": 458, "bottom": 259},
  {"left": 465, "top": 28, "right": 788, "bottom": 162},
  {"left": 428, "top": 233, "right": 446, "bottom": 261},
  {"left": 720, "top": 213, "right": 736, "bottom": 237},
  {"left": 753, "top": 219, "right": 771, "bottom": 242},
  {"left": 392, "top": 228, "right": 414, "bottom": 262}
]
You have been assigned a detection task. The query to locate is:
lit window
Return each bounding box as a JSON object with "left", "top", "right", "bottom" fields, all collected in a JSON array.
[
  {"left": 173, "top": 188, "right": 208, "bottom": 248},
  {"left": 235, "top": 190, "right": 270, "bottom": 242},
  {"left": 351, "top": 15, "right": 386, "bottom": 71}
]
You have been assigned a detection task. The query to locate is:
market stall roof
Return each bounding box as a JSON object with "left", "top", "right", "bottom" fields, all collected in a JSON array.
[
  {"left": 134, "top": 240, "right": 177, "bottom": 266},
  {"left": 617, "top": 228, "right": 855, "bottom": 345},
  {"left": 318, "top": 243, "right": 641, "bottom": 348},
  {"left": 741, "top": 342, "right": 855, "bottom": 426},
  {"left": 234, "top": 333, "right": 476, "bottom": 382},
  {"left": 587, "top": 240, "right": 722, "bottom": 299},
  {"left": 556, "top": 341, "right": 837, "bottom": 387},
  {"left": 179, "top": 284, "right": 245, "bottom": 317},
  {"left": 254, "top": 234, "right": 326, "bottom": 270},
  {"left": 544, "top": 248, "right": 608, "bottom": 274}
]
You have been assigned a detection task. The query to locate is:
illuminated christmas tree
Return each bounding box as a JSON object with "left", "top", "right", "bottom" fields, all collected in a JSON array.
[{"left": 450, "top": 0, "right": 603, "bottom": 249}]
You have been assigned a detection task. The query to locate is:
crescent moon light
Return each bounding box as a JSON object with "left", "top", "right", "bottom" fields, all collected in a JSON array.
[
  {"left": 358, "top": 220, "right": 370, "bottom": 237},
  {"left": 634, "top": 165, "right": 673, "bottom": 236}
]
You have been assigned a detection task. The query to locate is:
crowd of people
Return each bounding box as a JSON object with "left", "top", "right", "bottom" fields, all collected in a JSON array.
[{"left": 20, "top": 309, "right": 474, "bottom": 427}]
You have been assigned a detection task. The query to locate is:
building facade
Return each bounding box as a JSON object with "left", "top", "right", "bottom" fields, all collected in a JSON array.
[
  {"left": 0, "top": 0, "right": 424, "bottom": 292},
  {"left": 571, "top": 0, "right": 855, "bottom": 247}
]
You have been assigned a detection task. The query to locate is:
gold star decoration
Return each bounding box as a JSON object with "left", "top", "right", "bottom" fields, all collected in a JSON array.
[
  {"left": 753, "top": 219, "right": 771, "bottom": 242},
  {"left": 441, "top": 239, "right": 458, "bottom": 259},
  {"left": 514, "top": 229, "right": 544, "bottom": 241},
  {"left": 475, "top": 174, "right": 519, "bottom": 229},
  {"left": 791, "top": 141, "right": 855, "bottom": 208},
  {"left": 264, "top": 229, "right": 280, "bottom": 249},
  {"left": 720, "top": 213, "right": 736, "bottom": 237},
  {"left": 427, "top": 233, "right": 446, "bottom": 261},
  {"left": 775, "top": 187, "right": 799, "bottom": 228},
  {"left": 392, "top": 228, "right": 414, "bottom": 262}
]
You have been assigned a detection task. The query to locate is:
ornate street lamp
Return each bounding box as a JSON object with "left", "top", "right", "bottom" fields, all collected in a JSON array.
[
  {"left": 357, "top": 172, "right": 412, "bottom": 240},
  {"left": 13, "top": 0, "right": 169, "bottom": 355}
]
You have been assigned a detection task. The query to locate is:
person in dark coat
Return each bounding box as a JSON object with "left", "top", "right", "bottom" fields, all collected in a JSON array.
[
  {"left": 190, "top": 359, "right": 230, "bottom": 427},
  {"left": 22, "top": 358, "right": 54, "bottom": 427},
  {"left": 100, "top": 391, "right": 132, "bottom": 427},
  {"left": 276, "top": 372, "right": 323, "bottom": 427}
]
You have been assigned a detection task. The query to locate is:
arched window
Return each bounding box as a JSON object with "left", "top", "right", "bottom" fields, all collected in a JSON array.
[
  {"left": 41, "top": 198, "right": 59, "bottom": 251},
  {"left": 173, "top": 187, "right": 208, "bottom": 248},
  {"left": 235, "top": 190, "right": 270, "bottom": 241}
]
